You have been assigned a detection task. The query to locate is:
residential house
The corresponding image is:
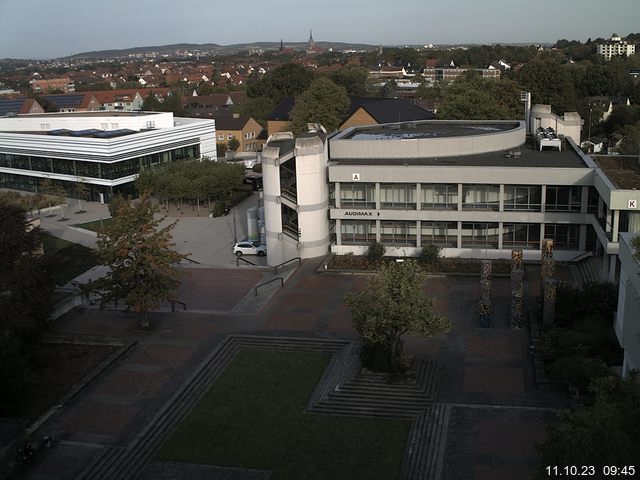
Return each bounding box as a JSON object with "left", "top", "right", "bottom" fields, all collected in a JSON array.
[
  {"left": 90, "top": 90, "right": 145, "bottom": 112},
  {"left": 215, "top": 114, "right": 265, "bottom": 153},
  {"left": 30, "top": 77, "right": 75, "bottom": 94},
  {"left": 40, "top": 93, "right": 101, "bottom": 112},
  {"left": 182, "top": 93, "right": 246, "bottom": 118},
  {"left": 339, "top": 98, "right": 435, "bottom": 130},
  {"left": 266, "top": 97, "right": 435, "bottom": 136},
  {"left": 0, "top": 98, "right": 45, "bottom": 116}
]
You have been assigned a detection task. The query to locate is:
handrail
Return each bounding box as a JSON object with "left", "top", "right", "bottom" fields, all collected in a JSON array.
[
  {"left": 569, "top": 251, "right": 593, "bottom": 263},
  {"left": 254, "top": 277, "right": 283, "bottom": 296},
  {"left": 236, "top": 256, "right": 256, "bottom": 266},
  {"left": 274, "top": 257, "right": 301, "bottom": 274}
]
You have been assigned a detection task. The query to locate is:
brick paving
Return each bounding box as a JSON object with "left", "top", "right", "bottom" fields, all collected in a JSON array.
[{"left": 10, "top": 258, "right": 572, "bottom": 480}]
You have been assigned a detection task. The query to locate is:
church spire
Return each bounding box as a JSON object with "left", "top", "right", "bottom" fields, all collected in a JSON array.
[
  {"left": 309, "top": 29, "right": 314, "bottom": 44},
  {"left": 280, "top": 38, "right": 284, "bottom": 52}
]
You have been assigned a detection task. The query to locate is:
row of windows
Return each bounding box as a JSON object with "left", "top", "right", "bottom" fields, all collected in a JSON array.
[
  {"left": 339, "top": 220, "right": 580, "bottom": 250},
  {"left": 0, "top": 145, "right": 199, "bottom": 180},
  {"left": 337, "top": 183, "right": 595, "bottom": 213}
]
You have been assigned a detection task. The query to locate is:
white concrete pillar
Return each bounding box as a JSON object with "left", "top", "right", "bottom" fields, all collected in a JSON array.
[
  {"left": 499, "top": 184, "right": 505, "bottom": 212},
  {"left": 579, "top": 224, "right": 587, "bottom": 251},
  {"left": 613, "top": 210, "right": 620, "bottom": 242},
  {"left": 540, "top": 185, "right": 546, "bottom": 213}
]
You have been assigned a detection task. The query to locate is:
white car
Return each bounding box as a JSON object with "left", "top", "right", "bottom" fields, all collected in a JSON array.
[{"left": 233, "top": 241, "right": 267, "bottom": 257}]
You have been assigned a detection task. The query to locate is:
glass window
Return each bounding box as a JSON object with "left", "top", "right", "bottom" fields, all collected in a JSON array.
[
  {"left": 546, "top": 186, "right": 581, "bottom": 212},
  {"left": 341, "top": 220, "right": 376, "bottom": 245},
  {"left": 421, "top": 183, "right": 458, "bottom": 209},
  {"left": 10, "top": 155, "right": 31, "bottom": 170},
  {"left": 421, "top": 222, "right": 457, "bottom": 248},
  {"left": 502, "top": 223, "right": 541, "bottom": 249},
  {"left": 340, "top": 183, "right": 376, "bottom": 209},
  {"left": 504, "top": 185, "right": 541, "bottom": 211},
  {"left": 101, "top": 158, "right": 140, "bottom": 180},
  {"left": 461, "top": 222, "right": 499, "bottom": 248},
  {"left": 30, "top": 157, "right": 52, "bottom": 173},
  {"left": 462, "top": 185, "right": 500, "bottom": 210},
  {"left": 51, "top": 158, "right": 76, "bottom": 175},
  {"left": 544, "top": 224, "right": 580, "bottom": 250},
  {"left": 380, "top": 183, "right": 416, "bottom": 209},
  {"left": 75, "top": 160, "right": 101, "bottom": 179},
  {"left": 380, "top": 221, "right": 417, "bottom": 246}
]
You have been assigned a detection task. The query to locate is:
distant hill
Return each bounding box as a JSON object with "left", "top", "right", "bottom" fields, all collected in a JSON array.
[{"left": 65, "top": 41, "right": 379, "bottom": 59}]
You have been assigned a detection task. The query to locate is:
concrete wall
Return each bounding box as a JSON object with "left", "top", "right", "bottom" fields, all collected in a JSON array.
[
  {"left": 2, "top": 111, "right": 175, "bottom": 131},
  {"left": 615, "top": 233, "right": 640, "bottom": 376},
  {"left": 331, "top": 121, "right": 526, "bottom": 159},
  {"left": 295, "top": 136, "right": 330, "bottom": 260},
  {"left": 530, "top": 105, "right": 582, "bottom": 143}
]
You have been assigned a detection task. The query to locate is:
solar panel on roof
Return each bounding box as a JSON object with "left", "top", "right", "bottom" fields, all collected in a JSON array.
[
  {"left": 42, "top": 94, "right": 84, "bottom": 109},
  {"left": 71, "top": 129, "right": 102, "bottom": 137},
  {"left": 0, "top": 99, "right": 26, "bottom": 116},
  {"left": 93, "top": 129, "right": 136, "bottom": 139}
]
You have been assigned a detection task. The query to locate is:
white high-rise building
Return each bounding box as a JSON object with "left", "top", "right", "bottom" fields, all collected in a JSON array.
[{"left": 597, "top": 33, "right": 636, "bottom": 60}]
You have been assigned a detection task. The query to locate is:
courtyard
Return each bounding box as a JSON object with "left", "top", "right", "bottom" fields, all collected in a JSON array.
[{"left": 2, "top": 256, "right": 570, "bottom": 480}]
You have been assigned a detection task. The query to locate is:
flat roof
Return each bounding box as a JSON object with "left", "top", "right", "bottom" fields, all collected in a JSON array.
[
  {"left": 342, "top": 121, "right": 520, "bottom": 140},
  {"left": 17, "top": 111, "right": 160, "bottom": 118},
  {"left": 593, "top": 155, "right": 640, "bottom": 189},
  {"left": 331, "top": 140, "right": 588, "bottom": 169}
]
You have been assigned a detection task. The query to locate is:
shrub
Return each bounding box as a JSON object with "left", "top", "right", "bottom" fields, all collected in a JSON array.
[
  {"left": 211, "top": 201, "right": 226, "bottom": 217},
  {"left": 252, "top": 163, "right": 263, "bottom": 173},
  {"left": 365, "top": 241, "right": 385, "bottom": 264},
  {"left": 550, "top": 356, "right": 611, "bottom": 393},
  {"left": 419, "top": 244, "right": 441, "bottom": 267}
]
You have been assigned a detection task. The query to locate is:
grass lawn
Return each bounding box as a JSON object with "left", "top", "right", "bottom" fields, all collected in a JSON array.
[
  {"left": 42, "top": 233, "right": 98, "bottom": 285},
  {"left": 73, "top": 217, "right": 112, "bottom": 233},
  {"left": 156, "top": 349, "right": 411, "bottom": 480}
]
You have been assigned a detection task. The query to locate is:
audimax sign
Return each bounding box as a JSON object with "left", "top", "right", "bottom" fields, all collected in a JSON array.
[{"left": 343, "top": 211, "right": 381, "bottom": 217}]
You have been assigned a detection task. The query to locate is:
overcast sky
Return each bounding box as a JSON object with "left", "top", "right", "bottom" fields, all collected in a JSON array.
[{"left": 1, "top": 0, "right": 639, "bottom": 59}]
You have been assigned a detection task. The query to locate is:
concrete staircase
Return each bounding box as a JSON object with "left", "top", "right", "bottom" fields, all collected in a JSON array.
[
  {"left": 78, "top": 335, "right": 446, "bottom": 480},
  {"left": 309, "top": 359, "right": 440, "bottom": 418},
  {"left": 577, "top": 256, "right": 603, "bottom": 286},
  {"left": 77, "top": 335, "right": 349, "bottom": 480},
  {"left": 401, "top": 404, "right": 451, "bottom": 480}
]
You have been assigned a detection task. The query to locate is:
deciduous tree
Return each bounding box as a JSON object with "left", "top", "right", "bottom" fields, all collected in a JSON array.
[
  {"left": 85, "top": 195, "right": 187, "bottom": 328},
  {"left": 344, "top": 261, "right": 451, "bottom": 373},
  {"left": 290, "top": 78, "right": 349, "bottom": 134},
  {"left": 537, "top": 374, "right": 640, "bottom": 473}
]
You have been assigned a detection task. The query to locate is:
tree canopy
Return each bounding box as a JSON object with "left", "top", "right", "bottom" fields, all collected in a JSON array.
[
  {"left": 345, "top": 261, "right": 451, "bottom": 373},
  {"left": 136, "top": 159, "right": 246, "bottom": 212},
  {"left": 331, "top": 65, "right": 369, "bottom": 97},
  {"left": 537, "top": 374, "right": 640, "bottom": 472},
  {"left": 289, "top": 77, "right": 349, "bottom": 134},
  {"left": 0, "top": 204, "right": 54, "bottom": 407},
  {"left": 85, "top": 195, "right": 187, "bottom": 327},
  {"left": 517, "top": 58, "right": 577, "bottom": 113},
  {"left": 437, "top": 74, "right": 524, "bottom": 120},
  {"left": 246, "top": 63, "right": 315, "bottom": 104}
]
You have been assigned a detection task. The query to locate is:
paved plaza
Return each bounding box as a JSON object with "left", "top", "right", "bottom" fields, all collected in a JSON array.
[{"left": 3, "top": 197, "right": 571, "bottom": 479}]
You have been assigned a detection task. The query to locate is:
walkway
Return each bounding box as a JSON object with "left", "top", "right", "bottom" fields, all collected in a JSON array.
[{"left": 4, "top": 256, "right": 569, "bottom": 480}]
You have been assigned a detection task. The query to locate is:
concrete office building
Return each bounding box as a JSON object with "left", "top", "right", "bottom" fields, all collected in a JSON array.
[
  {"left": 0, "top": 111, "right": 216, "bottom": 202},
  {"left": 262, "top": 109, "right": 640, "bottom": 279},
  {"left": 614, "top": 233, "right": 640, "bottom": 377}
]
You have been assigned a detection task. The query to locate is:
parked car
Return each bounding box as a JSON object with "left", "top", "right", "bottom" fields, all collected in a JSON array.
[{"left": 233, "top": 241, "right": 267, "bottom": 257}]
